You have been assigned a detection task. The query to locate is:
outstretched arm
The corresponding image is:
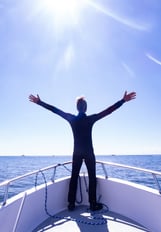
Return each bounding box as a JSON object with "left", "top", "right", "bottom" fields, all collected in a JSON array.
[
  {"left": 29, "top": 94, "right": 60, "bottom": 112},
  {"left": 94, "top": 91, "right": 136, "bottom": 120},
  {"left": 28, "top": 94, "right": 72, "bottom": 120}
]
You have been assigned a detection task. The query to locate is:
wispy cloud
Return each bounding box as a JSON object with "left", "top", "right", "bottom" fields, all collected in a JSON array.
[
  {"left": 146, "top": 53, "right": 161, "bottom": 66},
  {"left": 86, "top": 0, "right": 150, "bottom": 31},
  {"left": 57, "top": 44, "right": 75, "bottom": 71},
  {"left": 121, "top": 62, "right": 135, "bottom": 77}
]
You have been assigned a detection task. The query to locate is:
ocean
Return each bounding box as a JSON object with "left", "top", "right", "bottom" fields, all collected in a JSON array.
[{"left": 0, "top": 155, "right": 161, "bottom": 203}]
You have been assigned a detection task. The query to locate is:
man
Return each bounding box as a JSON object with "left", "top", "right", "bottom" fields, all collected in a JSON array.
[{"left": 29, "top": 91, "right": 136, "bottom": 211}]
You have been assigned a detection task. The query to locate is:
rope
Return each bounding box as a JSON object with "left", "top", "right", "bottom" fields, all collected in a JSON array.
[
  {"left": 34, "top": 170, "right": 51, "bottom": 217},
  {"left": 34, "top": 169, "right": 108, "bottom": 226}
]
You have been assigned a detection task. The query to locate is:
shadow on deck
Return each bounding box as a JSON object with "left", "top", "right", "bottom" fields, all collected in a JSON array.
[{"left": 33, "top": 205, "right": 150, "bottom": 232}]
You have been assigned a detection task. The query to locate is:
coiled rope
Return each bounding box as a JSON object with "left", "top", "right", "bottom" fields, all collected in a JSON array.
[{"left": 34, "top": 168, "right": 108, "bottom": 226}]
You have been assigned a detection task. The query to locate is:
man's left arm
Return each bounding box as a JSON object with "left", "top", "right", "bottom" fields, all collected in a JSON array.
[{"left": 94, "top": 91, "right": 136, "bottom": 120}]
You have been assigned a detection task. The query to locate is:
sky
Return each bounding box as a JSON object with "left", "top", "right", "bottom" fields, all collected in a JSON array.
[{"left": 0, "top": 0, "right": 161, "bottom": 156}]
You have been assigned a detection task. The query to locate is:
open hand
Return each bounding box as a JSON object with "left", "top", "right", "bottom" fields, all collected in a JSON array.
[
  {"left": 123, "top": 91, "right": 136, "bottom": 102},
  {"left": 29, "top": 94, "right": 40, "bottom": 103}
]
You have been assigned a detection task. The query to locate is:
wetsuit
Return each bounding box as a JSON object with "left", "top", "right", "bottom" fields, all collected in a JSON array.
[{"left": 37, "top": 99, "right": 125, "bottom": 204}]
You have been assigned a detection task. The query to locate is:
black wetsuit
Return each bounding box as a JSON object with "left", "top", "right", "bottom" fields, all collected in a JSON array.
[{"left": 38, "top": 99, "right": 125, "bottom": 204}]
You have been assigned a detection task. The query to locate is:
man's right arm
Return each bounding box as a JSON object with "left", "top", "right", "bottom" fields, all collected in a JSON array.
[
  {"left": 29, "top": 94, "right": 73, "bottom": 121},
  {"left": 37, "top": 100, "right": 69, "bottom": 118}
]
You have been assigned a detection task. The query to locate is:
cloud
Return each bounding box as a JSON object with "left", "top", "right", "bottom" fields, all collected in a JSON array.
[
  {"left": 63, "top": 45, "right": 75, "bottom": 69},
  {"left": 87, "top": 1, "right": 150, "bottom": 31},
  {"left": 57, "top": 44, "right": 75, "bottom": 71},
  {"left": 146, "top": 53, "right": 161, "bottom": 66},
  {"left": 121, "top": 62, "right": 135, "bottom": 77}
]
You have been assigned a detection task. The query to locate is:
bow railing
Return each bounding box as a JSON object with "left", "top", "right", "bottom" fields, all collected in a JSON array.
[{"left": 1, "top": 160, "right": 161, "bottom": 207}]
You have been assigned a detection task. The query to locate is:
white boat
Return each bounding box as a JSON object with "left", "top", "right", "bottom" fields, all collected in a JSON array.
[{"left": 0, "top": 160, "right": 161, "bottom": 232}]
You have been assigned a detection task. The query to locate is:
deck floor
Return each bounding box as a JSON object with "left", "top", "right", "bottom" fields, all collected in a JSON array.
[{"left": 33, "top": 206, "right": 150, "bottom": 232}]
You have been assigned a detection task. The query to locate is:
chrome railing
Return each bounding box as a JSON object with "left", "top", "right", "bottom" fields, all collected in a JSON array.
[
  {"left": 0, "top": 161, "right": 72, "bottom": 206},
  {"left": 97, "top": 160, "right": 161, "bottom": 193},
  {"left": 0, "top": 160, "right": 161, "bottom": 207}
]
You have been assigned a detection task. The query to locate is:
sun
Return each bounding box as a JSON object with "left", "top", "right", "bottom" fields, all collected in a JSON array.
[{"left": 35, "top": 0, "right": 87, "bottom": 32}]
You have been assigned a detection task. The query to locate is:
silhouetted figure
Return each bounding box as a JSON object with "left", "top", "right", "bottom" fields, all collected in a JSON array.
[{"left": 29, "top": 91, "right": 136, "bottom": 211}]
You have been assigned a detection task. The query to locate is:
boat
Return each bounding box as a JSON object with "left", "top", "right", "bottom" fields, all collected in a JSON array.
[{"left": 0, "top": 160, "right": 161, "bottom": 232}]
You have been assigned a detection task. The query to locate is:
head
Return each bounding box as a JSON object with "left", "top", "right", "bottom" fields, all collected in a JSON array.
[{"left": 76, "top": 97, "right": 87, "bottom": 113}]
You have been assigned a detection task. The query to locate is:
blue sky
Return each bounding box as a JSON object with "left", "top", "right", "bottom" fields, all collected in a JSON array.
[{"left": 0, "top": 0, "right": 161, "bottom": 156}]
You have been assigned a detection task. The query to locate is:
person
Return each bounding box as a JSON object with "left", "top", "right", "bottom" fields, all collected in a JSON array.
[{"left": 29, "top": 91, "right": 136, "bottom": 211}]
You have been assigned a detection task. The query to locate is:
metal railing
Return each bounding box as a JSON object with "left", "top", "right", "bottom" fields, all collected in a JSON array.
[
  {"left": 0, "top": 162, "right": 72, "bottom": 206},
  {"left": 0, "top": 160, "right": 161, "bottom": 207},
  {"left": 97, "top": 160, "right": 161, "bottom": 193}
]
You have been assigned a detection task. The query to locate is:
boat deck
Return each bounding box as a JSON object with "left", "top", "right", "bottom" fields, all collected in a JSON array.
[{"left": 33, "top": 205, "right": 150, "bottom": 232}]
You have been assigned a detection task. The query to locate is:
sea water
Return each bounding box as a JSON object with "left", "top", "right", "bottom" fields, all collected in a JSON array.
[{"left": 0, "top": 155, "right": 161, "bottom": 202}]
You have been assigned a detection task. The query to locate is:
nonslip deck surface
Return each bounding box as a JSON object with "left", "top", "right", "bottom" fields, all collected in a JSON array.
[{"left": 33, "top": 206, "right": 150, "bottom": 232}]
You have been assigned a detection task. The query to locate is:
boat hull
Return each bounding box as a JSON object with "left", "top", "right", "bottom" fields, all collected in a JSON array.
[{"left": 0, "top": 175, "right": 161, "bottom": 232}]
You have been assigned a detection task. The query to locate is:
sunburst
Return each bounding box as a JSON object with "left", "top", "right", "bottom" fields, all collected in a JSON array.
[{"left": 34, "top": 0, "right": 88, "bottom": 34}]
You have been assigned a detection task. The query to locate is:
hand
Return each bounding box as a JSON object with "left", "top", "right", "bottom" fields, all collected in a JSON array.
[
  {"left": 123, "top": 91, "right": 136, "bottom": 102},
  {"left": 29, "top": 94, "right": 40, "bottom": 103}
]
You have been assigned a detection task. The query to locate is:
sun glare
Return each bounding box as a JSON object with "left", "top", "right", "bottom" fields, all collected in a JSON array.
[{"left": 39, "top": 0, "right": 86, "bottom": 30}]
